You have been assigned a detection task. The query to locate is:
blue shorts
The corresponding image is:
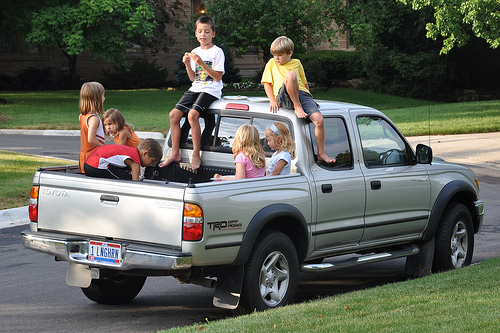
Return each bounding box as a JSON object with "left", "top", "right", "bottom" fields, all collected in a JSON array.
[
  {"left": 276, "top": 84, "right": 319, "bottom": 116},
  {"left": 175, "top": 91, "right": 218, "bottom": 114}
]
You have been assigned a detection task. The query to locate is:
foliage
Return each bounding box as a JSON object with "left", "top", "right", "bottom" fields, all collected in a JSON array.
[
  {"left": 296, "top": 50, "right": 363, "bottom": 87},
  {"left": 25, "top": 0, "right": 156, "bottom": 81},
  {"left": 102, "top": 59, "right": 168, "bottom": 89},
  {"left": 204, "top": 0, "right": 346, "bottom": 60},
  {"left": 337, "top": 0, "right": 455, "bottom": 100},
  {"left": 399, "top": 0, "right": 500, "bottom": 54},
  {"left": 16, "top": 67, "right": 53, "bottom": 90},
  {"left": 129, "top": 0, "right": 187, "bottom": 54}
]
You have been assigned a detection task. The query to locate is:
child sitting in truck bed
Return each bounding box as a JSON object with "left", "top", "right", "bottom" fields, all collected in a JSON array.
[
  {"left": 213, "top": 124, "right": 265, "bottom": 180},
  {"left": 84, "top": 138, "right": 162, "bottom": 181},
  {"left": 265, "top": 122, "right": 295, "bottom": 176},
  {"left": 102, "top": 108, "right": 141, "bottom": 147}
]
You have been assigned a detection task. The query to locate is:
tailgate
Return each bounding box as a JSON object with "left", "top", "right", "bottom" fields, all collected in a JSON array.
[{"left": 36, "top": 173, "right": 184, "bottom": 247}]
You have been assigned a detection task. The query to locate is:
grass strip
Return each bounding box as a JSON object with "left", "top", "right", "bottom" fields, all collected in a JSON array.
[
  {"left": 2, "top": 88, "right": 500, "bottom": 136},
  {"left": 162, "top": 258, "right": 500, "bottom": 332},
  {"left": 0, "top": 150, "right": 73, "bottom": 210}
]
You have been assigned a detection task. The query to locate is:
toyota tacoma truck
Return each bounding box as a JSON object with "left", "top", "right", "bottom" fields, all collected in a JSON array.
[{"left": 21, "top": 96, "right": 484, "bottom": 313}]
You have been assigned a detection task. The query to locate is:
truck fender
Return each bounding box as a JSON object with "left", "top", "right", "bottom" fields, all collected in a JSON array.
[
  {"left": 422, "top": 180, "right": 477, "bottom": 241},
  {"left": 232, "top": 203, "right": 308, "bottom": 266}
]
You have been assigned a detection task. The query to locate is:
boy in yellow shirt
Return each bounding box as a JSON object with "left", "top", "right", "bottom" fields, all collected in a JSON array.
[{"left": 261, "top": 36, "right": 334, "bottom": 164}]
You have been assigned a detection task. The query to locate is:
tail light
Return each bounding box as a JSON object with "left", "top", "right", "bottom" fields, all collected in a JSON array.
[
  {"left": 183, "top": 203, "right": 203, "bottom": 241},
  {"left": 29, "top": 186, "right": 39, "bottom": 222}
]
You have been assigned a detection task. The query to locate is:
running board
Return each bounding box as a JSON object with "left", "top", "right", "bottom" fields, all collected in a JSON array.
[{"left": 301, "top": 244, "right": 420, "bottom": 273}]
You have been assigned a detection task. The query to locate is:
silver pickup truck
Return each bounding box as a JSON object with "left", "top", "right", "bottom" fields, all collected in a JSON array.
[{"left": 22, "top": 96, "right": 484, "bottom": 314}]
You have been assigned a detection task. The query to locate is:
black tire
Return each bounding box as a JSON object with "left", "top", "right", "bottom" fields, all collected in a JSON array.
[
  {"left": 237, "top": 231, "right": 299, "bottom": 314},
  {"left": 81, "top": 275, "right": 146, "bottom": 305},
  {"left": 433, "top": 202, "right": 474, "bottom": 272}
]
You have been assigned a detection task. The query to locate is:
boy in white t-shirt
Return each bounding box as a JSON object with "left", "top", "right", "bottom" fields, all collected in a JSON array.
[{"left": 160, "top": 16, "right": 225, "bottom": 170}]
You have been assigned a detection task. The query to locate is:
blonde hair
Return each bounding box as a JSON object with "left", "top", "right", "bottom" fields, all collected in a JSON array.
[
  {"left": 232, "top": 124, "right": 265, "bottom": 169},
  {"left": 102, "top": 108, "right": 134, "bottom": 137},
  {"left": 79, "top": 82, "right": 105, "bottom": 115},
  {"left": 270, "top": 36, "right": 294, "bottom": 55},
  {"left": 265, "top": 122, "right": 295, "bottom": 156}
]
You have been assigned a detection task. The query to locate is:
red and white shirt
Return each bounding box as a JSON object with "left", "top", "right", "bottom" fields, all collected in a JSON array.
[{"left": 85, "top": 145, "right": 140, "bottom": 169}]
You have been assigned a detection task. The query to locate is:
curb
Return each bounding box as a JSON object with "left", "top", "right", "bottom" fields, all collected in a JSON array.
[
  {"left": 0, "top": 129, "right": 165, "bottom": 139},
  {"left": 0, "top": 206, "right": 29, "bottom": 229}
]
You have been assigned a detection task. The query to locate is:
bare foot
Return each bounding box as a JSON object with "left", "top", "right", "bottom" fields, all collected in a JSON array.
[
  {"left": 318, "top": 152, "right": 335, "bottom": 164},
  {"left": 158, "top": 154, "right": 181, "bottom": 168},
  {"left": 190, "top": 155, "right": 201, "bottom": 170},
  {"left": 294, "top": 106, "right": 308, "bottom": 119}
]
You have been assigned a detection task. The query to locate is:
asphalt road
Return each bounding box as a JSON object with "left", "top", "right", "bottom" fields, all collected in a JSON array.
[{"left": 0, "top": 133, "right": 499, "bottom": 332}]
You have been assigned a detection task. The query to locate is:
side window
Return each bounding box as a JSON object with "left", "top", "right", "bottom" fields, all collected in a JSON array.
[
  {"left": 309, "top": 117, "right": 352, "bottom": 169},
  {"left": 357, "top": 116, "right": 409, "bottom": 167}
]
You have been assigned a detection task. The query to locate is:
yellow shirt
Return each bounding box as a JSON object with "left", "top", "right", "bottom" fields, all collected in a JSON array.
[{"left": 261, "top": 58, "right": 310, "bottom": 97}]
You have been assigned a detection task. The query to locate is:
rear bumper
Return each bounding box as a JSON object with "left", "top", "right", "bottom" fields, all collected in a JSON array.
[{"left": 21, "top": 230, "right": 192, "bottom": 271}]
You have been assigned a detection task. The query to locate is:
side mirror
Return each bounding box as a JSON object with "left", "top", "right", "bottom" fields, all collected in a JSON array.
[{"left": 416, "top": 144, "right": 432, "bottom": 164}]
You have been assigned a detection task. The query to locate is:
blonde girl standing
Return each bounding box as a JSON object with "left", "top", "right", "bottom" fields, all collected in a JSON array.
[
  {"left": 102, "top": 108, "right": 141, "bottom": 147},
  {"left": 214, "top": 124, "right": 266, "bottom": 180},
  {"left": 265, "top": 122, "right": 295, "bottom": 175},
  {"left": 79, "top": 82, "right": 106, "bottom": 173}
]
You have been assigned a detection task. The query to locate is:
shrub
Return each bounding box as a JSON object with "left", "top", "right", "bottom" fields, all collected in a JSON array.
[
  {"left": 16, "top": 67, "right": 52, "bottom": 90},
  {"left": 102, "top": 59, "right": 168, "bottom": 89},
  {"left": 0, "top": 74, "right": 17, "bottom": 90},
  {"left": 297, "top": 50, "right": 363, "bottom": 87}
]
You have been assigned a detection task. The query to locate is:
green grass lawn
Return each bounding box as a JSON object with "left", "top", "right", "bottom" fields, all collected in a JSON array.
[
  {"left": 162, "top": 257, "right": 500, "bottom": 332},
  {"left": 0, "top": 150, "right": 74, "bottom": 210},
  {"left": 2, "top": 88, "right": 500, "bottom": 136}
]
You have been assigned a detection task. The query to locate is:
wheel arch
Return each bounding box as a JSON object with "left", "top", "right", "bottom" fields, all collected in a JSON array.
[
  {"left": 423, "top": 180, "right": 480, "bottom": 241},
  {"left": 232, "top": 203, "right": 309, "bottom": 266}
]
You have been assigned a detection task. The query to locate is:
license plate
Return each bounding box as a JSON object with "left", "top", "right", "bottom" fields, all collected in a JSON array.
[{"left": 88, "top": 240, "right": 122, "bottom": 265}]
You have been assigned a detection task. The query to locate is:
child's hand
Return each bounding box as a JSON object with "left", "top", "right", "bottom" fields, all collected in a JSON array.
[
  {"left": 183, "top": 52, "right": 191, "bottom": 65},
  {"left": 189, "top": 52, "right": 203, "bottom": 66},
  {"left": 269, "top": 100, "right": 279, "bottom": 113}
]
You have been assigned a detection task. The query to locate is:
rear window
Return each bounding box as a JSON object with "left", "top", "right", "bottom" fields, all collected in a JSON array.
[{"left": 173, "top": 112, "right": 293, "bottom": 157}]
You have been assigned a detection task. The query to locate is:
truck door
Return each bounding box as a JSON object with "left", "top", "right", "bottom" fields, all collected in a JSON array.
[
  {"left": 355, "top": 115, "right": 431, "bottom": 244},
  {"left": 310, "top": 117, "right": 366, "bottom": 252}
]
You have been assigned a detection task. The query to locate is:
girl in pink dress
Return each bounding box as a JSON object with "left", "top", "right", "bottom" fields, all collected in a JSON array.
[{"left": 214, "top": 124, "right": 265, "bottom": 180}]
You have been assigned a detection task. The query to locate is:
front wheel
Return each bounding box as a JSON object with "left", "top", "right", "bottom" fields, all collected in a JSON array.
[
  {"left": 433, "top": 203, "right": 474, "bottom": 272},
  {"left": 237, "top": 231, "right": 299, "bottom": 314},
  {"left": 81, "top": 275, "right": 146, "bottom": 305}
]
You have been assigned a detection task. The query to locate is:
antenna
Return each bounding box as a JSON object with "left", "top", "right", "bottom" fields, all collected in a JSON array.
[{"left": 427, "top": 72, "right": 431, "bottom": 147}]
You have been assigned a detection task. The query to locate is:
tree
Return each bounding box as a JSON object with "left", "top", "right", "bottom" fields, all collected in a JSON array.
[
  {"left": 26, "top": 0, "right": 156, "bottom": 81},
  {"left": 398, "top": 0, "right": 500, "bottom": 54},
  {"left": 204, "top": 0, "right": 346, "bottom": 61}
]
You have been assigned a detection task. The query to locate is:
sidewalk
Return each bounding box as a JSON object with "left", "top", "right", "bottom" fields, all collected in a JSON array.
[
  {"left": 0, "top": 128, "right": 165, "bottom": 139},
  {"left": 1, "top": 131, "right": 499, "bottom": 229}
]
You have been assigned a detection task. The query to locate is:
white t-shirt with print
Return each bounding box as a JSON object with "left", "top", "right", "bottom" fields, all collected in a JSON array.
[{"left": 188, "top": 45, "right": 225, "bottom": 99}]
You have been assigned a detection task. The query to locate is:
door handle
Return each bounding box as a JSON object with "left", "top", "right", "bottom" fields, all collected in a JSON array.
[
  {"left": 371, "top": 180, "right": 381, "bottom": 190},
  {"left": 321, "top": 184, "right": 333, "bottom": 193},
  {"left": 100, "top": 194, "right": 119, "bottom": 203}
]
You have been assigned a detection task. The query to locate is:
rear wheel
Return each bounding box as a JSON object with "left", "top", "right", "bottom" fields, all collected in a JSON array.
[
  {"left": 433, "top": 203, "right": 474, "bottom": 272},
  {"left": 237, "top": 231, "right": 299, "bottom": 314},
  {"left": 81, "top": 275, "right": 146, "bottom": 305}
]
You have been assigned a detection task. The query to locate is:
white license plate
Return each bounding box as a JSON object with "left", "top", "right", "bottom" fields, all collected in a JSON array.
[{"left": 88, "top": 240, "right": 122, "bottom": 265}]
